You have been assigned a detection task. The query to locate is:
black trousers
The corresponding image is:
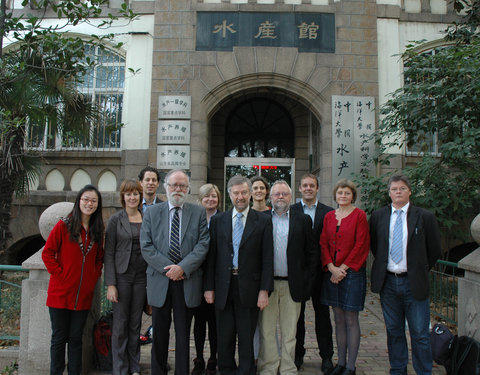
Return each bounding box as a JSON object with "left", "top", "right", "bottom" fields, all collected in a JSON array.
[
  {"left": 191, "top": 298, "right": 217, "bottom": 361},
  {"left": 295, "top": 271, "right": 334, "bottom": 361},
  {"left": 216, "top": 275, "right": 258, "bottom": 375},
  {"left": 151, "top": 280, "right": 193, "bottom": 375},
  {"left": 48, "top": 307, "right": 89, "bottom": 375}
]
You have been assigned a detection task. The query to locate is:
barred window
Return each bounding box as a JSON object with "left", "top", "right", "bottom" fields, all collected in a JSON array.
[{"left": 28, "top": 45, "right": 125, "bottom": 150}]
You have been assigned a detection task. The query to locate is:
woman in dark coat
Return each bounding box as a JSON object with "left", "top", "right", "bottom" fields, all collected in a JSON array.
[{"left": 104, "top": 179, "right": 146, "bottom": 375}]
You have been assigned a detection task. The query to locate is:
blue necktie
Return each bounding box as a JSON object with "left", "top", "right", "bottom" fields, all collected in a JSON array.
[
  {"left": 232, "top": 212, "right": 244, "bottom": 268},
  {"left": 390, "top": 209, "right": 403, "bottom": 264},
  {"left": 169, "top": 207, "right": 182, "bottom": 264}
]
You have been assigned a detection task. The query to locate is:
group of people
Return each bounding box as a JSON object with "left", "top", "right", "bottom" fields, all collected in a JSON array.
[{"left": 41, "top": 167, "right": 441, "bottom": 375}]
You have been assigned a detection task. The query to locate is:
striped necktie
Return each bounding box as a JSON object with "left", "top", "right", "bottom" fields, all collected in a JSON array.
[
  {"left": 168, "top": 207, "right": 182, "bottom": 264},
  {"left": 390, "top": 209, "right": 403, "bottom": 264},
  {"left": 232, "top": 212, "right": 244, "bottom": 268}
]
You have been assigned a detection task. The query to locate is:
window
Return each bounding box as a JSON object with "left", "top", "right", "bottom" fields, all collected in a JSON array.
[
  {"left": 28, "top": 45, "right": 125, "bottom": 150},
  {"left": 404, "top": 47, "right": 445, "bottom": 155},
  {"left": 225, "top": 98, "right": 294, "bottom": 158}
]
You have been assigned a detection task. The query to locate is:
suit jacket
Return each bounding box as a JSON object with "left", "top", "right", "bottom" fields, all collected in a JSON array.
[
  {"left": 204, "top": 208, "right": 274, "bottom": 309},
  {"left": 140, "top": 201, "right": 210, "bottom": 308},
  {"left": 268, "top": 209, "right": 317, "bottom": 302},
  {"left": 370, "top": 203, "right": 441, "bottom": 300},
  {"left": 104, "top": 209, "right": 141, "bottom": 286},
  {"left": 291, "top": 201, "right": 334, "bottom": 273}
]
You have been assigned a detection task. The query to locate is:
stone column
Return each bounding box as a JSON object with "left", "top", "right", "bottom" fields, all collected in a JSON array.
[
  {"left": 457, "top": 213, "right": 480, "bottom": 340},
  {"left": 18, "top": 202, "right": 101, "bottom": 375}
]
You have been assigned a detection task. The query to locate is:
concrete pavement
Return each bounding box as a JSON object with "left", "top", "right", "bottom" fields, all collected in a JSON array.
[{"left": 90, "top": 291, "right": 447, "bottom": 375}]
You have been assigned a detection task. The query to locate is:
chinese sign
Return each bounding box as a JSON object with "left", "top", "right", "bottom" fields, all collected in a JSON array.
[
  {"left": 196, "top": 12, "right": 335, "bottom": 53},
  {"left": 158, "top": 96, "right": 191, "bottom": 119},
  {"left": 157, "top": 120, "right": 190, "bottom": 145},
  {"left": 331, "top": 96, "right": 375, "bottom": 182},
  {"left": 156, "top": 146, "right": 190, "bottom": 170}
]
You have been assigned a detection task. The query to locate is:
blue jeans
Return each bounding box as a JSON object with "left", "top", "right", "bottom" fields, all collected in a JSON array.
[
  {"left": 380, "top": 274, "right": 432, "bottom": 375},
  {"left": 48, "top": 307, "right": 89, "bottom": 375}
]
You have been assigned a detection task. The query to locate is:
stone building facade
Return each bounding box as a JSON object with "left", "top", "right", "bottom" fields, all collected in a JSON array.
[{"left": 4, "top": 0, "right": 460, "bottom": 256}]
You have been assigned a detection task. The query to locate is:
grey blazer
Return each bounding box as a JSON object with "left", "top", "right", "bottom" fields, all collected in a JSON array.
[
  {"left": 140, "top": 201, "right": 210, "bottom": 308},
  {"left": 104, "top": 209, "right": 139, "bottom": 286}
]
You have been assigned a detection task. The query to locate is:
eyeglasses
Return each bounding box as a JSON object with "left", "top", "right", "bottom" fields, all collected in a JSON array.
[
  {"left": 271, "top": 192, "right": 291, "bottom": 198},
  {"left": 167, "top": 183, "right": 189, "bottom": 191},
  {"left": 390, "top": 187, "right": 409, "bottom": 192},
  {"left": 81, "top": 197, "right": 98, "bottom": 204}
]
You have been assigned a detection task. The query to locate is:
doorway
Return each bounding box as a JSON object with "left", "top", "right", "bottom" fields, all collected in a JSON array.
[{"left": 224, "top": 157, "right": 295, "bottom": 209}]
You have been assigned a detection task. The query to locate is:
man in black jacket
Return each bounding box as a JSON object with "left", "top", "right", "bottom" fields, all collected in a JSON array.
[
  {"left": 370, "top": 174, "right": 441, "bottom": 375},
  {"left": 204, "top": 175, "right": 274, "bottom": 375},
  {"left": 292, "top": 174, "right": 334, "bottom": 373}
]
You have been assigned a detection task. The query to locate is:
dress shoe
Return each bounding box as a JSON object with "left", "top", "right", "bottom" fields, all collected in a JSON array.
[
  {"left": 206, "top": 358, "right": 217, "bottom": 375},
  {"left": 294, "top": 356, "right": 304, "bottom": 370},
  {"left": 321, "top": 358, "right": 334, "bottom": 374},
  {"left": 328, "top": 364, "right": 346, "bottom": 375},
  {"left": 340, "top": 367, "right": 356, "bottom": 375},
  {"left": 191, "top": 358, "right": 205, "bottom": 375}
]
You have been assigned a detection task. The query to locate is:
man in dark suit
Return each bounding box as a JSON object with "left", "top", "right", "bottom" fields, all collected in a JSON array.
[
  {"left": 370, "top": 174, "right": 441, "bottom": 375},
  {"left": 257, "top": 181, "right": 316, "bottom": 375},
  {"left": 141, "top": 169, "right": 210, "bottom": 375},
  {"left": 138, "top": 166, "right": 165, "bottom": 212},
  {"left": 204, "top": 174, "right": 274, "bottom": 375},
  {"left": 292, "top": 174, "right": 334, "bottom": 373}
]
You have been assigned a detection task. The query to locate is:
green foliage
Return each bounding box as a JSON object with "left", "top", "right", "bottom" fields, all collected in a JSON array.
[
  {"left": 0, "top": 0, "right": 136, "bottom": 253},
  {"left": 0, "top": 361, "right": 18, "bottom": 375},
  {"left": 356, "top": 34, "right": 480, "bottom": 245}
]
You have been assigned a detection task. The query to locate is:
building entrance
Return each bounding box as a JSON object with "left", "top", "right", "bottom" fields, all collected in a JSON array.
[
  {"left": 208, "top": 91, "right": 320, "bottom": 209},
  {"left": 224, "top": 157, "right": 295, "bottom": 209}
]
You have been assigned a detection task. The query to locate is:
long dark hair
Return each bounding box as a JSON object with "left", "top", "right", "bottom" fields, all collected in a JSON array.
[{"left": 66, "top": 184, "right": 104, "bottom": 244}]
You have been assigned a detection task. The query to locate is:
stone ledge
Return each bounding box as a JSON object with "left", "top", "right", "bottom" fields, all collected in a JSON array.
[{"left": 459, "top": 247, "right": 480, "bottom": 274}]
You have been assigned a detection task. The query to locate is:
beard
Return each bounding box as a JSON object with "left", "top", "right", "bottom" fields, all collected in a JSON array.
[
  {"left": 273, "top": 200, "right": 289, "bottom": 213},
  {"left": 167, "top": 191, "right": 187, "bottom": 207}
]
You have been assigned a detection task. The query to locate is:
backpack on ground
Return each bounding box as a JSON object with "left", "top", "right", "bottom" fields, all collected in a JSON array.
[
  {"left": 448, "top": 335, "right": 480, "bottom": 375},
  {"left": 93, "top": 311, "right": 113, "bottom": 371},
  {"left": 431, "top": 323, "right": 455, "bottom": 366}
]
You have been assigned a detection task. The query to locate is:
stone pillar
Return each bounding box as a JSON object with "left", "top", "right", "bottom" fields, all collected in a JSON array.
[
  {"left": 18, "top": 202, "right": 101, "bottom": 375},
  {"left": 457, "top": 213, "right": 480, "bottom": 340}
]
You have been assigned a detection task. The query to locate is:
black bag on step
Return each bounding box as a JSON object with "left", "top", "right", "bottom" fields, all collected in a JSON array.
[
  {"left": 448, "top": 335, "right": 480, "bottom": 375},
  {"left": 431, "top": 323, "right": 455, "bottom": 366},
  {"left": 93, "top": 311, "right": 113, "bottom": 371}
]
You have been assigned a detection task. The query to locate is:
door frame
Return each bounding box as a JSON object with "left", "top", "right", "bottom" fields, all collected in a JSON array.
[{"left": 223, "top": 157, "right": 296, "bottom": 207}]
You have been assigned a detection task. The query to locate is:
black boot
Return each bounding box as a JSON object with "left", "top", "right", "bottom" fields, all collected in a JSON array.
[
  {"left": 340, "top": 367, "right": 356, "bottom": 375},
  {"left": 328, "top": 364, "right": 346, "bottom": 375},
  {"left": 191, "top": 358, "right": 205, "bottom": 375},
  {"left": 206, "top": 358, "right": 217, "bottom": 375},
  {"left": 321, "top": 358, "right": 334, "bottom": 374}
]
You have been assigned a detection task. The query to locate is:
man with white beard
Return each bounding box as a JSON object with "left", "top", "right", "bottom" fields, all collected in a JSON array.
[{"left": 141, "top": 169, "right": 210, "bottom": 375}]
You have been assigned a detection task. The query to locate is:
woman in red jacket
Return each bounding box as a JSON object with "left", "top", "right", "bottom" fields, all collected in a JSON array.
[
  {"left": 42, "top": 184, "right": 104, "bottom": 375},
  {"left": 320, "top": 179, "right": 370, "bottom": 375}
]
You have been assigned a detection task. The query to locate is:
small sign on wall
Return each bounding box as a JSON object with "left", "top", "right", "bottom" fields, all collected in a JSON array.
[
  {"left": 157, "top": 146, "right": 190, "bottom": 170},
  {"left": 158, "top": 96, "right": 191, "bottom": 119},
  {"left": 157, "top": 120, "right": 190, "bottom": 145}
]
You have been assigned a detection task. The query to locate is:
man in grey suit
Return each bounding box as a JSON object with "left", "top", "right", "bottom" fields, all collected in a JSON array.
[
  {"left": 370, "top": 174, "right": 441, "bottom": 375},
  {"left": 141, "top": 169, "right": 210, "bottom": 375}
]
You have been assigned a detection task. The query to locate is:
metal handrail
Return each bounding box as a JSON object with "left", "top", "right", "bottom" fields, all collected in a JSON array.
[{"left": 0, "top": 265, "right": 29, "bottom": 342}]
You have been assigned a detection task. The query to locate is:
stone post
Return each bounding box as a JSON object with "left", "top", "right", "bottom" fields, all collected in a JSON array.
[
  {"left": 457, "top": 213, "right": 480, "bottom": 340},
  {"left": 18, "top": 202, "right": 101, "bottom": 375}
]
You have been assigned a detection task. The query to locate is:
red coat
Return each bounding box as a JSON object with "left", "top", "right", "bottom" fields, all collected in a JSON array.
[
  {"left": 42, "top": 219, "right": 104, "bottom": 310},
  {"left": 320, "top": 208, "right": 370, "bottom": 272}
]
